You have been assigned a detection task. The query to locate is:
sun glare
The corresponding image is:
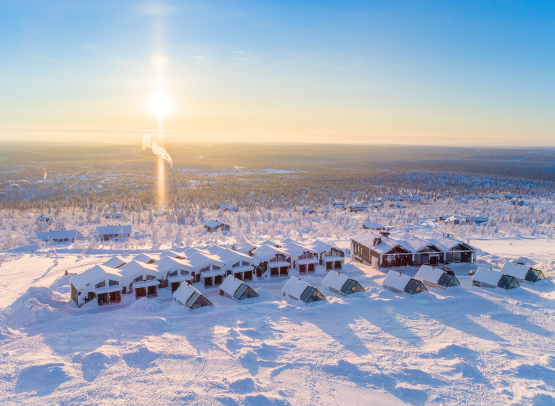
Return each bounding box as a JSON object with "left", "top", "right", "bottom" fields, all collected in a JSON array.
[{"left": 148, "top": 91, "right": 171, "bottom": 118}]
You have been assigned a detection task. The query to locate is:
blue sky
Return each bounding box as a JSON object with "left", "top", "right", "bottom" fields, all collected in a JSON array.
[{"left": 1, "top": 0, "right": 554, "bottom": 145}]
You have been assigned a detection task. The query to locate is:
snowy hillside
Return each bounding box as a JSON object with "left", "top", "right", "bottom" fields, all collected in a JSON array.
[{"left": 1, "top": 233, "right": 555, "bottom": 405}]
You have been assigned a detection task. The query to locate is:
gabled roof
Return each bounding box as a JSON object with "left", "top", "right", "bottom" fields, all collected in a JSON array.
[
  {"left": 133, "top": 253, "right": 159, "bottom": 263},
  {"left": 173, "top": 283, "right": 200, "bottom": 304},
  {"left": 233, "top": 241, "right": 257, "bottom": 253},
  {"left": 205, "top": 245, "right": 225, "bottom": 255},
  {"left": 382, "top": 271, "right": 411, "bottom": 291},
  {"left": 70, "top": 265, "right": 123, "bottom": 288},
  {"left": 305, "top": 240, "right": 336, "bottom": 253},
  {"left": 282, "top": 277, "right": 312, "bottom": 298},
  {"left": 361, "top": 222, "right": 385, "bottom": 229},
  {"left": 37, "top": 230, "right": 83, "bottom": 240},
  {"left": 281, "top": 242, "right": 317, "bottom": 258},
  {"left": 322, "top": 271, "right": 349, "bottom": 290},
  {"left": 186, "top": 252, "right": 225, "bottom": 269},
  {"left": 118, "top": 261, "right": 161, "bottom": 279},
  {"left": 204, "top": 219, "right": 226, "bottom": 228},
  {"left": 219, "top": 275, "right": 244, "bottom": 295},
  {"left": 102, "top": 256, "right": 127, "bottom": 268},
  {"left": 415, "top": 265, "right": 445, "bottom": 283},
  {"left": 252, "top": 244, "right": 289, "bottom": 262},
  {"left": 215, "top": 248, "right": 256, "bottom": 266},
  {"left": 96, "top": 225, "right": 132, "bottom": 234},
  {"left": 500, "top": 262, "right": 530, "bottom": 280},
  {"left": 153, "top": 210, "right": 167, "bottom": 216},
  {"left": 473, "top": 267, "right": 502, "bottom": 286},
  {"left": 182, "top": 247, "right": 208, "bottom": 257},
  {"left": 159, "top": 250, "right": 185, "bottom": 259},
  {"left": 259, "top": 239, "right": 279, "bottom": 247},
  {"left": 154, "top": 257, "right": 194, "bottom": 274}
]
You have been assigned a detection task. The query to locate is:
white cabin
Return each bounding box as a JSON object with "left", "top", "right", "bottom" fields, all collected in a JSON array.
[
  {"left": 219, "top": 275, "right": 259, "bottom": 301},
  {"left": 322, "top": 271, "right": 365, "bottom": 296},
  {"left": 173, "top": 284, "right": 213, "bottom": 310},
  {"left": 70, "top": 265, "right": 125, "bottom": 307},
  {"left": 382, "top": 271, "right": 427, "bottom": 295},
  {"left": 282, "top": 277, "right": 326, "bottom": 303}
]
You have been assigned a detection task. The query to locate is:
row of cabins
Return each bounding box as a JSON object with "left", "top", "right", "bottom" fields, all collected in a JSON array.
[
  {"left": 383, "top": 261, "right": 546, "bottom": 296},
  {"left": 70, "top": 239, "right": 347, "bottom": 307},
  {"left": 351, "top": 230, "right": 475, "bottom": 269}
]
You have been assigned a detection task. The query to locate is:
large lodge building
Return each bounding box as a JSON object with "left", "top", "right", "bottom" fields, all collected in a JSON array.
[{"left": 351, "top": 230, "right": 475, "bottom": 268}]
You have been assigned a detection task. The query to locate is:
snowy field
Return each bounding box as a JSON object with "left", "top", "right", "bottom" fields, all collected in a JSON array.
[{"left": 1, "top": 236, "right": 555, "bottom": 405}]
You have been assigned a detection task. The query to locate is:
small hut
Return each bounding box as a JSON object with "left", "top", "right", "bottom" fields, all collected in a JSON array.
[
  {"left": 219, "top": 275, "right": 259, "bottom": 301},
  {"left": 282, "top": 277, "right": 326, "bottom": 303},
  {"left": 382, "top": 271, "right": 427, "bottom": 295},
  {"left": 322, "top": 271, "right": 365, "bottom": 295},
  {"left": 472, "top": 267, "right": 520, "bottom": 290},
  {"left": 500, "top": 262, "right": 546, "bottom": 284},
  {"left": 173, "top": 284, "right": 213, "bottom": 310},
  {"left": 415, "top": 265, "right": 460, "bottom": 289}
]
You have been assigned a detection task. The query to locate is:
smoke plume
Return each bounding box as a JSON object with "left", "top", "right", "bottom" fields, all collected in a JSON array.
[
  {"left": 142, "top": 134, "right": 173, "bottom": 167},
  {"left": 43, "top": 168, "right": 47, "bottom": 179}
]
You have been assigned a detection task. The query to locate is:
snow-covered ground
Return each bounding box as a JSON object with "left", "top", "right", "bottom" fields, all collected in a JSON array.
[{"left": 1, "top": 235, "right": 555, "bottom": 405}]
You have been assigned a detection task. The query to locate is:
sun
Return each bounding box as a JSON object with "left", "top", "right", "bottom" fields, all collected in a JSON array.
[{"left": 148, "top": 91, "right": 171, "bottom": 119}]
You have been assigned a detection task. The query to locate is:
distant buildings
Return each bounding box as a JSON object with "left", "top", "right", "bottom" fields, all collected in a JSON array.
[
  {"left": 96, "top": 225, "right": 132, "bottom": 241},
  {"left": 204, "top": 219, "right": 230, "bottom": 233},
  {"left": 37, "top": 230, "right": 83, "bottom": 243}
]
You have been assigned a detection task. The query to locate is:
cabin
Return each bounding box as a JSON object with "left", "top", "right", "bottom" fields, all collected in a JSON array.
[
  {"left": 349, "top": 204, "right": 368, "bottom": 212},
  {"left": 102, "top": 212, "right": 122, "bottom": 219},
  {"left": 132, "top": 253, "right": 159, "bottom": 264},
  {"left": 500, "top": 262, "right": 545, "bottom": 284},
  {"left": 332, "top": 201, "right": 346, "bottom": 210},
  {"left": 382, "top": 271, "right": 428, "bottom": 295},
  {"left": 389, "top": 202, "right": 404, "bottom": 209},
  {"left": 233, "top": 241, "right": 258, "bottom": 256},
  {"left": 322, "top": 271, "right": 365, "bottom": 296},
  {"left": 173, "top": 284, "right": 213, "bottom": 310},
  {"left": 154, "top": 256, "right": 195, "bottom": 292},
  {"left": 282, "top": 277, "right": 326, "bottom": 303},
  {"left": 511, "top": 200, "right": 525, "bottom": 206},
  {"left": 36, "top": 216, "right": 52, "bottom": 223},
  {"left": 467, "top": 216, "right": 488, "bottom": 225},
  {"left": 153, "top": 209, "right": 167, "bottom": 218},
  {"left": 472, "top": 267, "right": 520, "bottom": 290},
  {"left": 252, "top": 244, "right": 291, "bottom": 277},
  {"left": 361, "top": 222, "right": 385, "bottom": 230},
  {"left": 70, "top": 265, "right": 125, "bottom": 307},
  {"left": 186, "top": 252, "right": 226, "bottom": 287},
  {"left": 37, "top": 230, "right": 83, "bottom": 243},
  {"left": 204, "top": 219, "right": 230, "bottom": 233},
  {"left": 102, "top": 256, "right": 127, "bottom": 269},
  {"left": 219, "top": 275, "right": 259, "bottom": 301},
  {"left": 301, "top": 208, "right": 316, "bottom": 215},
  {"left": 414, "top": 265, "right": 460, "bottom": 289},
  {"left": 118, "top": 261, "right": 162, "bottom": 298},
  {"left": 304, "top": 240, "right": 345, "bottom": 270},
  {"left": 434, "top": 237, "right": 475, "bottom": 263},
  {"left": 281, "top": 242, "right": 319, "bottom": 273},
  {"left": 96, "top": 225, "right": 132, "bottom": 242},
  {"left": 215, "top": 248, "right": 257, "bottom": 281}
]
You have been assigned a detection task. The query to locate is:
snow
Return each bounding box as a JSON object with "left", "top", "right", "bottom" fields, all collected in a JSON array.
[
  {"left": 101, "top": 256, "right": 126, "bottom": 268},
  {"left": 321, "top": 271, "right": 349, "bottom": 291},
  {"left": 500, "top": 262, "right": 530, "bottom": 280},
  {"left": 473, "top": 266, "right": 502, "bottom": 286},
  {"left": 282, "top": 277, "right": 312, "bottom": 300},
  {"left": 3, "top": 235, "right": 555, "bottom": 403},
  {"left": 415, "top": 265, "right": 445, "bottom": 284},
  {"left": 220, "top": 275, "right": 244, "bottom": 295}
]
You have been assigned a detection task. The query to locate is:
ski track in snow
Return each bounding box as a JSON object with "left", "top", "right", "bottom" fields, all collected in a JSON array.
[{"left": 1, "top": 237, "right": 555, "bottom": 404}]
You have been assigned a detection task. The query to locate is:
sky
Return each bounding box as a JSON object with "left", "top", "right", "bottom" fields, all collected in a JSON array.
[{"left": 0, "top": 0, "right": 554, "bottom": 146}]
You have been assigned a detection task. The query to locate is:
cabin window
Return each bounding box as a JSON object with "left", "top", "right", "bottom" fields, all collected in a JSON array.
[
  {"left": 108, "top": 280, "right": 119, "bottom": 286},
  {"left": 170, "top": 270, "right": 178, "bottom": 277},
  {"left": 242, "top": 261, "right": 250, "bottom": 266},
  {"left": 134, "top": 275, "right": 143, "bottom": 282},
  {"left": 146, "top": 274, "right": 156, "bottom": 280},
  {"left": 200, "top": 266, "right": 210, "bottom": 273},
  {"left": 95, "top": 281, "right": 106, "bottom": 289},
  {"left": 180, "top": 270, "right": 189, "bottom": 275},
  {"left": 232, "top": 261, "right": 240, "bottom": 268},
  {"left": 213, "top": 265, "right": 221, "bottom": 271}
]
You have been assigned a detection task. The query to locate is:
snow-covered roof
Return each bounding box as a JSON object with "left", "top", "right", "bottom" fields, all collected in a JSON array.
[
  {"left": 470, "top": 216, "right": 489, "bottom": 222},
  {"left": 182, "top": 247, "right": 207, "bottom": 257},
  {"left": 282, "top": 277, "right": 311, "bottom": 299},
  {"left": 36, "top": 216, "right": 52, "bottom": 221},
  {"left": 322, "top": 271, "right": 349, "bottom": 290},
  {"left": 233, "top": 241, "right": 257, "bottom": 254},
  {"left": 70, "top": 265, "right": 123, "bottom": 288},
  {"left": 281, "top": 242, "right": 317, "bottom": 258},
  {"left": 361, "top": 222, "right": 385, "bottom": 229},
  {"left": 154, "top": 257, "right": 194, "bottom": 274},
  {"left": 415, "top": 265, "right": 445, "bottom": 284},
  {"left": 37, "top": 230, "right": 83, "bottom": 240},
  {"left": 205, "top": 245, "right": 225, "bottom": 255},
  {"left": 305, "top": 240, "right": 335, "bottom": 253},
  {"left": 259, "top": 239, "right": 279, "bottom": 247},
  {"left": 119, "top": 261, "right": 161, "bottom": 279},
  {"left": 96, "top": 225, "right": 132, "bottom": 235},
  {"left": 153, "top": 210, "right": 167, "bottom": 216},
  {"left": 215, "top": 248, "right": 256, "bottom": 266},
  {"left": 159, "top": 250, "right": 184, "bottom": 259},
  {"left": 473, "top": 267, "right": 502, "bottom": 286},
  {"left": 133, "top": 253, "right": 159, "bottom": 263},
  {"left": 186, "top": 252, "right": 225, "bottom": 269},
  {"left": 102, "top": 256, "right": 127, "bottom": 268},
  {"left": 102, "top": 212, "right": 122, "bottom": 218},
  {"left": 204, "top": 219, "right": 226, "bottom": 228},
  {"left": 219, "top": 275, "right": 244, "bottom": 296},
  {"left": 500, "top": 262, "right": 530, "bottom": 280},
  {"left": 382, "top": 271, "right": 411, "bottom": 291},
  {"left": 253, "top": 244, "right": 289, "bottom": 261},
  {"left": 173, "top": 283, "right": 201, "bottom": 305}
]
